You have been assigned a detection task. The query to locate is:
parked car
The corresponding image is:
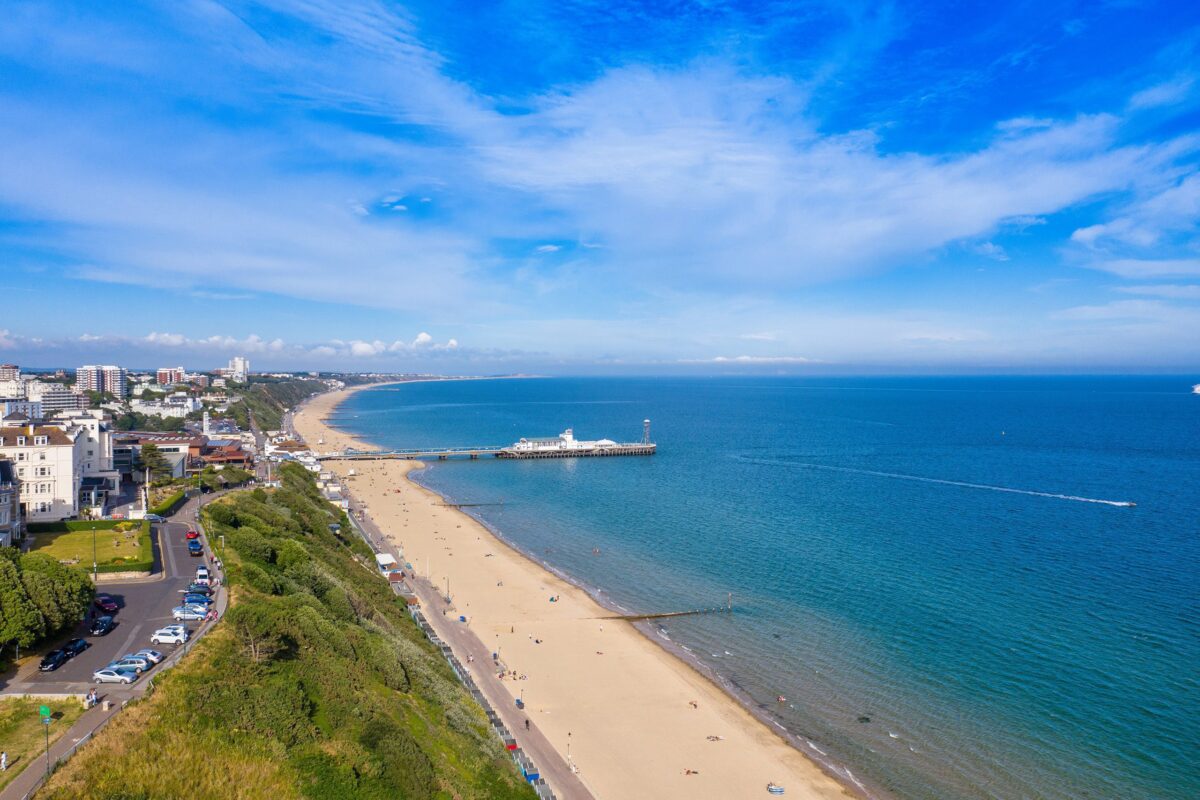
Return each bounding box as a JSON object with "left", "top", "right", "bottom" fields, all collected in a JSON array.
[
  {"left": 184, "top": 583, "right": 212, "bottom": 596},
  {"left": 63, "top": 637, "right": 90, "bottom": 657},
  {"left": 39, "top": 649, "right": 68, "bottom": 672},
  {"left": 183, "top": 593, "right": 214, "bottom": 606},
  {"left": 150, "top": 628, "right": 188, "bottom": 645},
  {"left": 162, "top": 623, "right": 189, "bottom": 634},
  {"left": 92, "top": 668, "right": 137, "bottom": 684},
  {"left": 172, "top": 606, "right": 206, "bottom": 621},
  {"left": 94, "top": 594, "right": 119, "bottom": 613},
  {"left": 90, "top": 615, "right": 115, "bottom": 636},
  {"left": 132, "top": 648, "right": 164, "bottom": 664},
  {"left": 108, "top": 657, "right": 150, "bottom": 674},
  {"left": 144, "top": 514, "right": 165, "bottom": 523},
  {"left": 185, "top": 529, "right": 200, "bottom": 540},
  {"left": 196, "top": 566, "right": 210, "bottom": 582},
  {"left": 187, "top": 540, "right": 203, "bottom": 556}
]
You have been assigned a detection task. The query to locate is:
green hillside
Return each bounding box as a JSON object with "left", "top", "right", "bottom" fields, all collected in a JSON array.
[
  {"left": 226, "top": 377, "right": 326, "bottom": 431},
  {"left": 39, "top": 463, "right": 534, "bottom": 800}
]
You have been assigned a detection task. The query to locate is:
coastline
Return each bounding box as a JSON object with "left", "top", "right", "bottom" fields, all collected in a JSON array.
[{"left": 293, "top": 384, "right": 862, "bottom": 800}]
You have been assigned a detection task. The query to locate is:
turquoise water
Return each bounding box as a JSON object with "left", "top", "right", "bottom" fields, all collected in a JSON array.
[{"left": 333, "top": 376, "right": 1200, "bottom": 799}]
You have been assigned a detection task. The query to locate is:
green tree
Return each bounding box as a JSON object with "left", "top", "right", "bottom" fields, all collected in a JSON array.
[
  {"left": 136, "top": 442, "right": 172, "bottom": 481},
  {"left": 0, "top": 556, "right": 44, "bottom": 649},
  {"left": 18, "top": 553, "right": 92, "bottom": 636}
]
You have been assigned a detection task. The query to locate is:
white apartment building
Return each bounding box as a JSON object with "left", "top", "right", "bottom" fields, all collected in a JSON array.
[
  {"left": 0, "top": 425, "right": 84, "bottom": 522},
  {"left": 0, "top": 458, "right": 18, "bottom": 545},
  {"left": 130, "top": 392, "right": 202, "bottom": 418},
  {"left": 0, "top": 378, "right": 26, "bottom": 397},
  {"left": 52, "top": 409, "right": 120, "bottom": 506},
  {"left": 0, "top": 364, "right": 19, "bottom": 382},
  {"left": 76, "top": 365, "right": 128, "bottom": 398},
  {"left": 26, "top": 381, "right": 86, "bottom": 414},
  {"left": 228, "top": 356, "right": 250, "bottom": 382}
]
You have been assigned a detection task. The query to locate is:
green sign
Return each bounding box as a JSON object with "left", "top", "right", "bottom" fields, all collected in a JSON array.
[{"left": 39, "top": 704, "right": 51, "bottom": 719}]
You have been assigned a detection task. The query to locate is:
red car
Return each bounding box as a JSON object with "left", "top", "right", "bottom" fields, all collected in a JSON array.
[
  {"left": 185, "top": 530, "right": 200, "bottom": 540},
  {"left": 94, "top": 594, "right": 119, "bottom": 613}
]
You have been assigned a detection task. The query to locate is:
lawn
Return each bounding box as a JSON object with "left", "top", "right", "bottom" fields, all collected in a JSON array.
[
  {"left": 0, "top": 697, "right": 86, "bottom": 791},
  {"left": 27, "top": 522, "right": 152, "bottom": 573}
]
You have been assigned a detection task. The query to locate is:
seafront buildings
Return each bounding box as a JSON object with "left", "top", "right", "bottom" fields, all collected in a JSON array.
[
  {"left": 0, "top": 458, "right": 18, "bottom": 546},
  {"left": 76, "top": 364, "right": 128, "bottom": 398}
]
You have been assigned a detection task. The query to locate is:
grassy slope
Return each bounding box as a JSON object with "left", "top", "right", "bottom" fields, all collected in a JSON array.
[
  {"left": 229, "top": 378, "right": 325, "bottom": 432},
  {"left": 0, "top": 699, "right": 85, "bottom": 792},
  {"left": 38, "top": 463, "right": 534, "bottom": 800}
]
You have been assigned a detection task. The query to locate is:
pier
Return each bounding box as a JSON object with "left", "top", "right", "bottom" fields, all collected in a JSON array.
[
  {"left": 605, "top": 594, "right": 734, "bottom": 622},
  {"left": 317, "top": 420, "right": 657, "bottom": 461}
]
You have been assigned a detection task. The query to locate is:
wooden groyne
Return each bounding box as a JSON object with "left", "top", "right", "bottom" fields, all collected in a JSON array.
[{"left": 604, "top": 594, "right": 734, "bottom": 622}]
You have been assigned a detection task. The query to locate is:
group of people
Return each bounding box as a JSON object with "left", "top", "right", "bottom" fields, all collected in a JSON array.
[{"left": 84, "top": 688, "right": 100, "bottom": 708}]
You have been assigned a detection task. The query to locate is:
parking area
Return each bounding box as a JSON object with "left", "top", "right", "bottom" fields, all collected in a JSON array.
[{"left": 1, "top": 515, "right": 216, "bottom": 695}]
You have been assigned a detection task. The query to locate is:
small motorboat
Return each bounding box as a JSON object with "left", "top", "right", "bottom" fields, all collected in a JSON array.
[{"left": 767, "top": 783, "right": 786, "bottom": 795}]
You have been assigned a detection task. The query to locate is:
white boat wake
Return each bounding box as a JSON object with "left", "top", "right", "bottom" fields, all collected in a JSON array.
[{"left": 740, "top": 458, "right": 1136, "bottom": 507}]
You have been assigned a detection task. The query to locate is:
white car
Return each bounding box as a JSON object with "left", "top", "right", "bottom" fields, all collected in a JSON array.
[
  {"left": 150, "top": 628, "right": 188, "bottom": 645},
  {"left": 93, "top": 668, "right": 137, "bottom": 684},
  {"left": 195, "top": 567, "right": 210, "bottom": 582}
]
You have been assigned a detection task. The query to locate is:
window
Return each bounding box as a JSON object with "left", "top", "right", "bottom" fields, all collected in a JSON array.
[
  {"left": 34, "top": 436, "right": 47, "bottom": 446},
  {"left": 88, "top": 449, "right": 94, "bottom": 456},
  {"left": 16, "top": 452, "right": 26, "bottom": 461},
  {"left": 16, "top": 436, "right": 25, "bottom": 446},
  {"left": 36, "top": 501, "right": 51, "bottom": 513}
]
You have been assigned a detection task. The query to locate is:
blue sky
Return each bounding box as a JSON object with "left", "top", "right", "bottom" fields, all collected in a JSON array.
[{"left": 1, "top": 0, "right": 1199, "bottom": 373}]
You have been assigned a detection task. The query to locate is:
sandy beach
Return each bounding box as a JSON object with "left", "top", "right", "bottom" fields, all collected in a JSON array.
[{"left": 294, "top": 384, "right": 858, "bottom": 800}]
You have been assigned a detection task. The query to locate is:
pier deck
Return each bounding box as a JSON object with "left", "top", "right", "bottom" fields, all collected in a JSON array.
[{"left": 318, "top": 443, "right": 656, "bottom": 461}]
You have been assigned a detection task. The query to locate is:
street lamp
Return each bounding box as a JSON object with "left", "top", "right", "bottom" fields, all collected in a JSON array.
[{"left": 92, "top": 524, "right": 97, "bottom": 583}]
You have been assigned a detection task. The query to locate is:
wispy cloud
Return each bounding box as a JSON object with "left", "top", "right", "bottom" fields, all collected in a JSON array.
[{"left": 1115, "top": 283, "right": 1200, "bottom": 299}]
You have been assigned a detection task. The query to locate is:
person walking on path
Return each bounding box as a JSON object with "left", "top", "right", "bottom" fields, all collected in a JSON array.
[{"left": 2, "top": 751, "right": 8, "bottom": 771}]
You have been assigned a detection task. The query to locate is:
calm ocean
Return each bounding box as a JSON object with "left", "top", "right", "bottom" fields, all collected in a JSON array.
[{"left": 332, "top": 376, "right": 1199, "bottom": 799}]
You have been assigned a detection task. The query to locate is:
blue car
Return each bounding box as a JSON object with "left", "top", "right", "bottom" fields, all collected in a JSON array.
[
  {"left": 187, "top": 540, "right": 203, "bottom": 556},
  {"left": 182, "top": 593, "right": 214, "bottom": 606}
]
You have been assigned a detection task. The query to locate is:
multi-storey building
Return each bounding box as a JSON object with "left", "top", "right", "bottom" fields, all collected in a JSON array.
[
  {"left": 157, "top": 366, "right": 186, "bottom": 385},
  {"left": 0, "top": 364, "right": 19, "bottom": 382},
  {"left": 52, "top": 409, "right": 120, "bottom": 508},
  {"left": 0, "top": 424, "right": 84, "bottom": 522},
  {"left": 26, "top": 381, "right": 86, "bottom": 414},
  {"left": 0, "top": 458, "right": 19, "bottom": 546},
  {"left": 76, "top": 365, "right": 128, "bottom": 398},
  {"left": 1, "top": 399, "right": 42, "bottom": 418},
  {"left": 227, "top": 356, "right": 250, "bottom": 382}
]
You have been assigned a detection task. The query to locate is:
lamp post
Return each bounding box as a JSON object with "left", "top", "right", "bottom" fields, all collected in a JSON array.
[{"left": 91, "top": 524, "right": 97, "bottom": 583}]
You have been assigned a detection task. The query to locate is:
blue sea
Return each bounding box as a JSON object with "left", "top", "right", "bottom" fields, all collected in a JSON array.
[{"left": 331, "top": 376, "right": 1200, "bottom": 799}]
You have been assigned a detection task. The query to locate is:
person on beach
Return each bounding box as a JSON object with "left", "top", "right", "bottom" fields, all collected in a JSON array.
[{"left": 525, "top": 719, "right": 530, "bottom": 731}]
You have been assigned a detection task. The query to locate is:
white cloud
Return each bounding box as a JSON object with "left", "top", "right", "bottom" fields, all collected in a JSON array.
[
  {"left": 1088, "top": 259, "right": 1200, "bottom": 278},
  {"left": 682, "top": 355, "right": 813, "bottom": 364},
  {"left": 0, "top": 329, "right": 15, "bottom": 349},
  {"left": 738, "top": 332, "right": 777, "bottom": 341},
  {"left": 1129, "top": 76, "right": 1195, "bottom": 110},
  {"left": 534, "top": 244, "right": 561, "bottom": 254},
  {"left": 973, "top": 242, "right": 1009, "bottom": 261},
  {"left": 1053, "top": 299, "right": 1172, "bottom": 320},
  {"left": 144, "top": 331, "right": 187, "bottom": 346},
  {"left": 1115, "top": 283, "right": 1200, "bottom": 299}
]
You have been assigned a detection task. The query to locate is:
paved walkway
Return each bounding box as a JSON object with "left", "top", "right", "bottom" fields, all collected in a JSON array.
[
  {"left": 351, "top": 502, "right": 595, "bottom": 800},
  {"left": 0, "top": 493, "right": 228, "bottom": 800}
]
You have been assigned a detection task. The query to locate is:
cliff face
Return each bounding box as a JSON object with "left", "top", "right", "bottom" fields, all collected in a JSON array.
[{"left": 40, "top": 463, "right": 535, "bottom": 800}]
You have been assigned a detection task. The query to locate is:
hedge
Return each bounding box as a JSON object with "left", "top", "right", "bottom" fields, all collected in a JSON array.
[{"left": 150, "top": 490, "right": 187, "bottom": 517}]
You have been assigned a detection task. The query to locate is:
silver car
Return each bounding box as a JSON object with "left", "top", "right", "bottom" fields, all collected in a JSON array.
[
  {"left": 93, "top": 668, "right": 137, "bottom": 684},
  {"left": 132, "top": 648, "right": 164, "bottom": 664}
]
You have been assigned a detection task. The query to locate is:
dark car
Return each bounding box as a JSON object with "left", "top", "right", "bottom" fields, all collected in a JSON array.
[
  {"left": 187, "top": 540, "right": 203, "bottom": 556},
  {"left": 39, "top": 649, "right": 69, "bottom": 671},
  {"left": 90, "top": 614, "right": 115, "bottom": 636},
  {"left": 185, "top": 583, "right": 213, "bottom": 596},
  {"left": 63, "top": 637, "right": 90, "bottom": 657},
  {"left": 94, "top": 594, "right": 119, "bottom": 613},
  {"left": 183, "top": 593, "right": 214, "bottom": 606}
]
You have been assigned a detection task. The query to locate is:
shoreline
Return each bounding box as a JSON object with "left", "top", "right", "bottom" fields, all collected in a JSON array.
[{"left": 293, "top": 383, "right": 865, "bottom": 800}]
